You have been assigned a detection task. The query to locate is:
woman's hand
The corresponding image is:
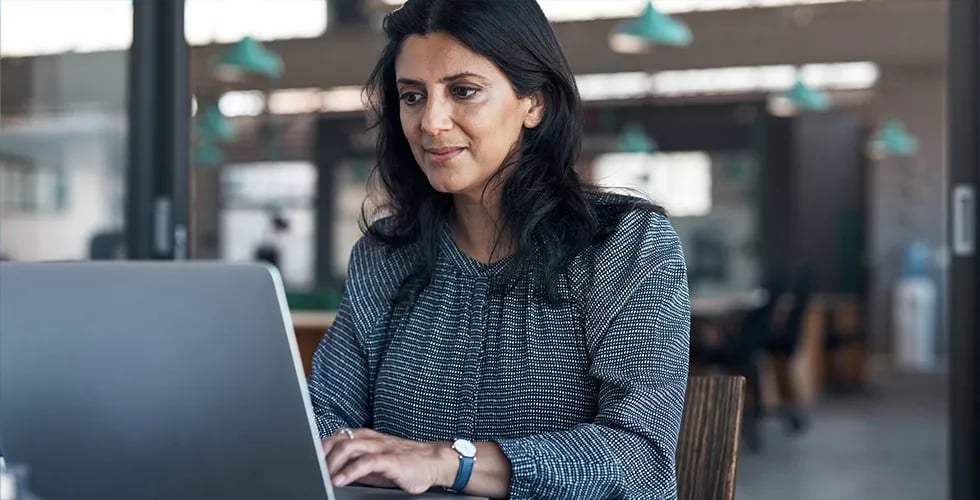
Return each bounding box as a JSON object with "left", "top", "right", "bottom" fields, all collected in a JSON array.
[{"left": 320, "top": 428, "right": 457, "bottom": 494}]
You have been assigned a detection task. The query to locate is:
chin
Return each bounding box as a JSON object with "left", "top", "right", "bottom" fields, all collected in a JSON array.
[
  {"left": 427, "top": 180, "right": 470, "bottom": 195},
  {"left": 422, "top": 170, "right": 476, "bottom": 196}
]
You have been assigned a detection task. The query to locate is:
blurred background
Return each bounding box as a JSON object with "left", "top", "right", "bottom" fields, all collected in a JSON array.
[{"left": 1, "top": 1, "right": 977, "bottom": 499}]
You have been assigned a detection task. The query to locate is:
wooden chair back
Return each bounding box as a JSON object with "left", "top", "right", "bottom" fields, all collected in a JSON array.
[{"left": 676, "top": 375, "right": 747, "bottom": 500}]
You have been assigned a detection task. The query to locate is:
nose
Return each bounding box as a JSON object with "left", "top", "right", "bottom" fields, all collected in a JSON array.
[{"left": 420, "top": 96, "right": 453, "bottom": 136}]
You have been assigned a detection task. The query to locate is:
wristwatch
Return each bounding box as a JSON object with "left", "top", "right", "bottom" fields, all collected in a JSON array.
[{"left": 449, "top": 438, "right": 477, "bottom": 492}]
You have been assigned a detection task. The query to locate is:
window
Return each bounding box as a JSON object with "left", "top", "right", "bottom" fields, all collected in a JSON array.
[
  {"left": 592, "top": 151, "right": 762, "bottom": 296},
  {"left": 1, "top": 0, "right": 328, "bottom": 57},
  {"left": 1, "top": 0, "right": 130, "bottom": 260},
  {"left": 593, "top": 152, "right": 713, "bottom": 217},
  {"left": 0, "top": 154, "right": 64, "bottom": 213}
]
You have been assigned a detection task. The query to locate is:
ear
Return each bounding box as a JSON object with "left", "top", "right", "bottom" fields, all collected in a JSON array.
[{"left": 522, "top": 92, "right": 545, "bottom": 129}]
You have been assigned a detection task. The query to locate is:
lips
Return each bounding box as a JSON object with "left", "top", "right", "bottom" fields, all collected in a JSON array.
[{"left": 424, "top": 147, "right": 466, "bottom": 163}]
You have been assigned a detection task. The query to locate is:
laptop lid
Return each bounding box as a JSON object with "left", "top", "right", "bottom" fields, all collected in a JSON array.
[{"left": 0, "top": 261, "right": 333, "bottom": 500}]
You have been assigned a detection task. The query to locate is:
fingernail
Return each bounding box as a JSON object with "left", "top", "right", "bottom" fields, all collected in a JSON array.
[{"left": 334, "top": 475, "right": 346, "bottom": 486}]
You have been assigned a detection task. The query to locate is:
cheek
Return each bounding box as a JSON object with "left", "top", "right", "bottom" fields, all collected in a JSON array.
[
  {"left": 470, "top": 124, "right": 521, "bottom": 166},
  {"left": 400, "top": 109, "right": 418, "bottom": 140},
  {"left": 463, "top": 107, "right": 522, "bottom": 155}
]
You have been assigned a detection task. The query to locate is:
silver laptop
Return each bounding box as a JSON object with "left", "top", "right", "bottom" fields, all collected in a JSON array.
[{"left": 0, "top": 262, "right": 481, "bottom": 500}]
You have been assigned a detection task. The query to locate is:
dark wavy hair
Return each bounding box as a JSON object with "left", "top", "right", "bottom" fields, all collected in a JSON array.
[{"left": 362, "top": 0, "right": 661, "bottom": 304}]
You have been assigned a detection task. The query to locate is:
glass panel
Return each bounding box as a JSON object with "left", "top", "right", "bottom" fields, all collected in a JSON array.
[
  {"left": 0, "top": 0, "right": 129, "bottom": 261},
  {"left": 186, "top": 0, "right": 329, "bottom": 294}
]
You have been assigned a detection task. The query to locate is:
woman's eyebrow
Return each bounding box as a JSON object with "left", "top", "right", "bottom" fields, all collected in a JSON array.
[
  {"left": 438, "top": 72, "right": 490, "bottom": 84},
  {"left": 396, "top": 72, "right": 491, "bottom": 86}
]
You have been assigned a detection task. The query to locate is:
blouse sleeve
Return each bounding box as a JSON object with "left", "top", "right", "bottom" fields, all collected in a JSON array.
[
  {"left": 494, "top": 214, "right": 691, "bottom": 499},
  {"left": 307, "top": 236, "right": 411, "bottom": 438}
]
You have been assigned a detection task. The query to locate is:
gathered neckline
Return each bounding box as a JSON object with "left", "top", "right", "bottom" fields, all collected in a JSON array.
[{"left": 439, "top": 223, "right": 520, "bottom": 277}]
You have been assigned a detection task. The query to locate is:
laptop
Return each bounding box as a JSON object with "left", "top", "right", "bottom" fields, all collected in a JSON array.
[{"left": 0, "top": 262, "right": 482, "bottom": 500}]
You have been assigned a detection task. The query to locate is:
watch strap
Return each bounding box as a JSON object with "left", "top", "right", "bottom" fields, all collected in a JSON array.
[{"left": 450, "top": 453, "right": 475, "bottom": 491}]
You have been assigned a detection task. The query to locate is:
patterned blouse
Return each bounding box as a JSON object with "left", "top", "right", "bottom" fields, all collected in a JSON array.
[{"left": 309, "top": 204, "right": 691, "bottom": 499}]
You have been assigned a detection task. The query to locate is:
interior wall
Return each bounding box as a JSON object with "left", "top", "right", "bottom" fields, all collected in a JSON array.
[{"left": 791, "top": 111, "right": 867, "bottom": 294}]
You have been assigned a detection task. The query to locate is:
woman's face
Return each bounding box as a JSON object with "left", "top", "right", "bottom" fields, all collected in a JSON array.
[{"left": 394, "top": 32, "right": 544, "bottom": 202}]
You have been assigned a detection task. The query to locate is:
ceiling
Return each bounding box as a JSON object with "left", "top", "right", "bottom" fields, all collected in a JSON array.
[
  {"left": 0, "top": 0, "right": 948, "bottom": 113},
  {"left": 188, "top": 0, "right": 947, "bottom": 99}
]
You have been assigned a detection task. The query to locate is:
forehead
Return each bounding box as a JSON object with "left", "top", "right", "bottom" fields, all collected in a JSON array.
[{"left": 394, "top": 32, "right": 502, "bottom": 80}]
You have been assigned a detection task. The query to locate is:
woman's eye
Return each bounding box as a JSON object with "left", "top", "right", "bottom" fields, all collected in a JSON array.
[
  {"left": 400, "top": 92, "right": 423, "bottom": 105},
  {"left": 452, "top": 87, "right": 479, "bottom": 99}
]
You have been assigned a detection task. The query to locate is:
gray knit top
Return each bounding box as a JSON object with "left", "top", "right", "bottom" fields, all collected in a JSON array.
[{"left": 309, "top": 204, "right": 690, "bottom": 499}]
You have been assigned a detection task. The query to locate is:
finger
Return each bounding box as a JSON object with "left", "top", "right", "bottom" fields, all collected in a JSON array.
[
  {"left": 352, "top": 473, "right": 398, "bottom": 489},
  {"left": 326, "top": 439, "right": 370, "bottom": 475},
  {"left": 338, "top": 455, "right": 431, "bottom": 495},
  {"left": 353, "top": 428, "right": 384, "bottom": 439},
  {"left": 320, "top": 434, "right": 346, "bottom": 457},
  {"left": 333, "top": 453, "right": 396, "bottom": 488},
  {"left": 321, "top": 428, "right": 361, "bottom": 457},
  {"left": 326, "top": 438, "right": 387, "bottom": 476},
  {"left": 321, "top": 436, "right": 339, "bottom": 457},
  {"left": 337, "top": 427, "right": 359, "bottom": 439}
]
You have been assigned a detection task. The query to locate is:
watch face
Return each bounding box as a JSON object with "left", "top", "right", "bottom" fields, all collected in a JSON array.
[{"left": 453, "top": 439, "right": 477, "bottom": 458}]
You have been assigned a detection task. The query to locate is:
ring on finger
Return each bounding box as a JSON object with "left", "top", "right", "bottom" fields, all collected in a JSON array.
[{"left": 338, "top": 427, "right": 355, "bottom": 440}]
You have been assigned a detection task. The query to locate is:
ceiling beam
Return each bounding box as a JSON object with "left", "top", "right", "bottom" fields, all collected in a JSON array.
[{"left": 188, "top": 0, "right": 946, "bottom": 96}]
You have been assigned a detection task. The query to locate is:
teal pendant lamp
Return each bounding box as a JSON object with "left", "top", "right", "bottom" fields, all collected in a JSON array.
[
  {"left": 215, "top": 36, "right": 284, "bottom": 81},
  {"left": 620, "top": 122, "right": 658, "bottom": 154},
  {"left": 193, "top": 142, "right": 225, "bottom": 168},
  {"left": 193, "top": 105, "right": 233, "bottom": 168},
  {"left": 198, "top": 105, "right": 235, "bottom": 142},
  {"left": 783, "top": 78, "right": 831, "bottom": 111},
  {"left": 610, "top": 1, "right": 692, "bottom": 53},
  {"left": 870, "top": 119, "right": 918, "bottom": 158}
]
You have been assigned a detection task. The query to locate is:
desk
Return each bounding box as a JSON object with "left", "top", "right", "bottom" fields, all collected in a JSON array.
[
  {"left": 689, "top": 293, "right": 830, "bottom": 408},
  {"left": 690, "top": 292, "right": 766, "bottom": 318},
  {"left": 695, "top": 294, "right": 864, "bottom": 408}
]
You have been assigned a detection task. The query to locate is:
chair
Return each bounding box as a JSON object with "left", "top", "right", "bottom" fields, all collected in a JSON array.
[
  {"left": 676, "top": 376, "right": 747, "bottom": 500},
  {"left": 762, "top": 271, "right": 813, "bottom": 433},
  {"left": 690, "top": 284, "right": 783, "bottom": 450}
]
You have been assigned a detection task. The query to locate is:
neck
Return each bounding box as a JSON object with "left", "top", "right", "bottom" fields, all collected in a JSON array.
[{"left": 451, "top": 192, "right": 512, "bottom": 264}]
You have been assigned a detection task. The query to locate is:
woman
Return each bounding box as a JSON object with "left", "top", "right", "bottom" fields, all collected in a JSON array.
[{"left": 310, "top": 0, "right": 690, "bottom": 498}]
